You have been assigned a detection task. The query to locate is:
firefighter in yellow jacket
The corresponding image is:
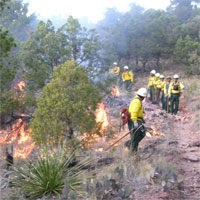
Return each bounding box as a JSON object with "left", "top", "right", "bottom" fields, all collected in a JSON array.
[
  {"left": 122, "top": 66, "right": 134, "bottom": 91},
  {"left": 127, "top": 88, "right": 147, "bottom": 152},
  {"left": 112, "top": 62, "right": 120, "bottom": 75},
  {"left": 154, "top": 73, "right": 162, "bottom": 104},
  {"left": 163, "top": 76, "right": 171, "bottom": 112},
  {"left": 160, "top": 75, "right": 166, "bottom": 109},
  {"left": 147, "top": 70, "right": 156, "bottom": 103},
  {"left": 168, "top": 74, "right": 184, "bottom": 115}
]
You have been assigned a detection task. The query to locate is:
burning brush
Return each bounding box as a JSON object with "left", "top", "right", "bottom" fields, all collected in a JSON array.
[
  {"left": 112, "top": 86, "right": 120, "bottom": 97},
  {"left": 146, "top": 127, "right": 165, "bottom": 138}
]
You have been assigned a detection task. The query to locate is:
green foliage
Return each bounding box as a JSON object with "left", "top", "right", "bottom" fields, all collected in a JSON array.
[
  {"left": 0, "top": 0, "right": 10, "bottom": 11},
  {"left": 20, "top": 20, "right": 60, "bottom": 90},
  {"left": 187, "top": 50, "right": 200, "bottom": 75},
  {"left": 0, "top": 0, "right": 37, "bottom": 42},
  {"left": 11, "top": 144, "right": 91, "bottom": 199},
  {"left": 174, "top": 35, "right": 200, "bottom": 64},
  {"left": 21, "top": 17, "right": 101, "bottom": 91},
  {"left": 30, "top": 60, "right": 102, "bottom": 145},
  {"left": 167, "top": 0, "right": 200, "bottom": 22},
  {"left": 0, "top": 28, "right": 17, "bottom": 116},
  {"left": 57, "top": 16, "right": 101, "bottom": 73}
]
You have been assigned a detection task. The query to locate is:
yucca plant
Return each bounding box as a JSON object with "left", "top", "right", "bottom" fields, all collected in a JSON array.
[{"left": 10, "top": 144, "right": 91, "bottom": 199}]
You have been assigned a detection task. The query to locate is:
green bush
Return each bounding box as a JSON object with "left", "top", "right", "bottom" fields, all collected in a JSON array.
[{"left": 11, "top": 144, "right": 91, "bottom": 199}]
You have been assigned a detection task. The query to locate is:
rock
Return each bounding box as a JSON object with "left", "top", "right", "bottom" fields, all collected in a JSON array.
[
  {"left": 157, "top": 192, "right": 169, "bottom": 199},
  {"left": 168, "top": 140, "right": 178, "bottom": 145},
  {"left": 189, "top": 141, "right": 200, "bottom": 147},
  {"left": 183, "top": 155, "right": 200, "bottom": 162}
]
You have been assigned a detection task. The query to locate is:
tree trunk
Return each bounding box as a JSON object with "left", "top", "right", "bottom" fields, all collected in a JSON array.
[
  {"left": 136, "top": 56, "right": 138, "bottom": 66},
  {"left": 68, "top": 128, "right": 74, "bottom": 139},
  {"left": 142, "top": 61, "right": 146, "bottom": 72},
  {"left": 156, "top": 54, "right": 160, "bottom": 69}
]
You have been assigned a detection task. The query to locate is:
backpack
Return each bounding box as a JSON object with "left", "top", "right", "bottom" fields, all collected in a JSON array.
[
  {"left": 120, "top": 107, "right": 131, "bottom": 125},
  {"left": 172, "top": 83, "right": 179, "bottom": 91}
]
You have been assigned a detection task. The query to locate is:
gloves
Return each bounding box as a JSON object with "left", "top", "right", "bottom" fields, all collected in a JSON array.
[{"left": 134, "top": 121, "right": 139, "bottom": 128}]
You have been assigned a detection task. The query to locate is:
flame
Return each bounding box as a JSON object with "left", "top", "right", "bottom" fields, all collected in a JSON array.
[
  {"left": 150, "top": 129, "right": 165, "bottom": 136},
  {"left": 17, "top": 81, "right": 26, "bottom": 91},
  {"left": 112, "top": 86, "right": 120, "bottom": 97},
  {"left": 95, "top": 147, "right": 104, "bottom": 152},
  {"left": 0, "top": 119, "right": 35, "bottom": 159},
  {"left": 13, "top": 80, "right": 26, "bottom": 101},
  {"left": 81, "top": 103, "right": 109, "bottom": 147},
  {"left": 95, "top": 103, "right": 109, "bottom": 131},
  {"left": 0, "top": 81, "right": 35, "bottom": 159},
  {"left": 146, "top": 127, "right": 165, "bottom": 137}
]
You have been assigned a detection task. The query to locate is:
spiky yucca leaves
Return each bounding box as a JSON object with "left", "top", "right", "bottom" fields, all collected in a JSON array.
[{"left": 11, "top": 145, "right": 91, "bottom": 199}]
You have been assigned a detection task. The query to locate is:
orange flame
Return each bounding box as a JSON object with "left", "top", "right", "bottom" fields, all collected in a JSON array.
[
  {"left": 95, "top": 147, "right": 104, "bottom": 152},
  {"left": 150, "top": 129, "right": 165, "bottom": 136},
  {"left": 13, "top": 80, "right": 26, "bottom": 101},
  {"left": 146, "top": 127, "right": 165, "bottom": 137},
  {"left": 0, "top": 81, "right": 35, "bottom": 159},
  {"left": 0, "top": 119, "right": 35, "bottom": 159},
  {"left": 81, "top": 103, "right": 109, "bottom": 147},
  {"left": 95, "top": 103, "right": 109, "bottom": 131},
  {"left": 112, "top": 86, "right": 120, "bottom": 97}
]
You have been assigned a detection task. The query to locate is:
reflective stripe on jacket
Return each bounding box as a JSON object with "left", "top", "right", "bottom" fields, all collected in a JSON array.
[
  {"left": 128, "top": 95, "right": 144, "bottom": 122},
  {"left": 122, "top": 71, "right": 134, "bottom": 82},
  {"left": 168, "top": 82, "right": 184, "bottom": 95}
]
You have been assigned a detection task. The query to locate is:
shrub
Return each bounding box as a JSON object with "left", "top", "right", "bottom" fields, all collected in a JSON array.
[{"left": 11, "top": 144, "right": 91, "bottom": 199}]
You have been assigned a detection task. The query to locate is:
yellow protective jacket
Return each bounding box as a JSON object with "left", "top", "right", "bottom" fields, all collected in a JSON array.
[
  {"left": 161, "top": 81, "right": 166, "bottom": 91},
  {"left": 163, "top": 81, "right": 171, "bottom": 95},
  {"left": 155, "top": 78, "right": 162, "bottom": 89},
  {"left": 122, "top": 71, "right": 134, "bottom": 82},
  {"left": 168, "top": 82, "right": 184, "bottom": 95},
  {"left": 147, "top": 76, "right": 156, "bottom": 88},
  {"left": 128, "top": 95, "right": 144, "bottom": 122},
  {"left": 113, "top": 66, "right": 120, "bottom": 75}
]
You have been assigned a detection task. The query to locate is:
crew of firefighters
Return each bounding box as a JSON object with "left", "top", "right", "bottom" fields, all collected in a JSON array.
[{"left": 110, "top": 62, "right": 184, "bottom": 153}]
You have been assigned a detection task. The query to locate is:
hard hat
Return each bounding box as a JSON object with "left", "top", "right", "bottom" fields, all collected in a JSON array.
[
  {"left": 155, "top": 73, "right": 160, "bottom": 77},
  {"left": 137, "top": 88, "right": 147, "bottom": 97},
  {"left": 160, "top": 75, "right": 165, "bottom": 79},
  {"left": 124, "top": 66, "right": 129, "bottom": 69},
  {"left": 166, "top": 76, "right": 171, "bottom": 79},
  {"left": 174, "top": 74, "right": 179, "bottom": 79},
  {"left": 113, "top": 62, "right": 117, "bottom": 65},
  {"left": 150, "top": 70, "right": 156, "bottom": 74}
]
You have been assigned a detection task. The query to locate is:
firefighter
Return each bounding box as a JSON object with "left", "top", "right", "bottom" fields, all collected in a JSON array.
[
  {"left": 154, "top": 73, "right": 162, "bottom": 105},
  {"left": 160, "top": 75, "right": 166, "bottom": 109},
  {"left": 147, "top": 70, "right": 156, "bottom": 103},
  {"left": 113, "top": 62, "right": 122, "bottom": 87},
  {"left": 168, "top": 74, "right": 184, "bottom": 115},
  {"left": 122, "top": 66, "right": 134, "bottom": 91},
  {"left": 163, "top": 76, "right": 171, "bottom": 112},
  {"left": 113, "top": 62, "right": 120, "bottom": 75},
  {"left": 127, "top": 88, "right": 147, "bottom": 152}
]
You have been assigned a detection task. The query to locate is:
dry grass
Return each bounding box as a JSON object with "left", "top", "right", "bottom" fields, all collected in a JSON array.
[{"left": 183, "top": 76, "right": 200, "bottom": 136}]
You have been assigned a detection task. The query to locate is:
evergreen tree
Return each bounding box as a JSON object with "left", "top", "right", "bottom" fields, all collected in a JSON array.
[
  {"left": 30, "top": 60, "right": 102, "bottom": 145},
  {"left": 174, "top": 35, "right": 200, "bottom": 64}
]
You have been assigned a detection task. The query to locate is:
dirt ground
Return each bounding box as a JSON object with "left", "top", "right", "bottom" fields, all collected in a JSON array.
[
  {"left": 130, "top": 95, "right": 200, "bottom": 199},
  {"left": 98, "top": 87, "right": 200, "bottom": 200}
]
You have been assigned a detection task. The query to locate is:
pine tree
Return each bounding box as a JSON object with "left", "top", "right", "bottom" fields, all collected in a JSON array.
[{"left": 30, "top": 60, "right": 102, "bottom": 145}]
